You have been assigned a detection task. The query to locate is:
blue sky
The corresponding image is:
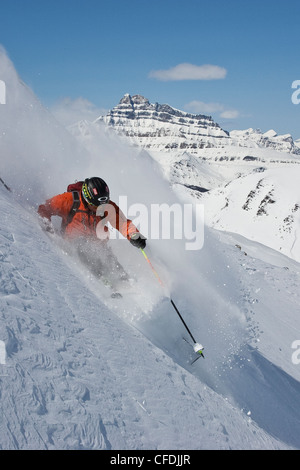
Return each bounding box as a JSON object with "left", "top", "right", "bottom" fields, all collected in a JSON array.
[{"left": 1, "top": 0, "right": 300, "bottom": 138}]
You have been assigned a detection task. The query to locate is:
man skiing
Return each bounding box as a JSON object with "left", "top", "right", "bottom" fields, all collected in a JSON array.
[
  {"left": 38, "top": 177, "right": 146, "bottom": 283},
  {"left": 38, "top": 177, "right": 146, "bottom": 247}
]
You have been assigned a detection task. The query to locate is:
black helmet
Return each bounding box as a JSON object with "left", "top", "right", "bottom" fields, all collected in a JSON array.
[{"left": 82, "top": 177, "right": 110, "bottom": 206}]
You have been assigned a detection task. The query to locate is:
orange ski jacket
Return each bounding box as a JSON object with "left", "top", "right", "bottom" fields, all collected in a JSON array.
[{"left": 38, "top": 191, "right": 138, "bottom": 240}]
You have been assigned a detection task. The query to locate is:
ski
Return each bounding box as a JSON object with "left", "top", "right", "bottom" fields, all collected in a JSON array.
[
  {"left": 101, "top": 276, "right": 123, "bottom": 298},
  {"left": 110, "top": 292, "right": 122, "bottom": 299}
]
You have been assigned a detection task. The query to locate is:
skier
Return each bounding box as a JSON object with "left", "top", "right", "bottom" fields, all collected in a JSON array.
[{"left": 38, "top": 177, "right": 146, "bottom": 281}]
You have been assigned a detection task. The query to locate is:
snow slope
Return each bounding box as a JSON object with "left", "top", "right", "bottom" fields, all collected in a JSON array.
[
  {"left": 1, "top": 47, "right": 300, "bottom": 450},
  {"left": 196, "top": 166, "right": 300, "bottom": 262},
  {"left": 2, "top": 184, "right": 297, "bottom": 450}
]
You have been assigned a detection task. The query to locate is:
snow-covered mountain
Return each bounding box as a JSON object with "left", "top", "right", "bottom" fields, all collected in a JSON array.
[
  {"left": 230, "top": 128, "right": 300, "bottom": 154},
  {"left": 1, "top": 50, "right": 300, "bottom": 450},
  {"left": 96, "top": 94, "right": 300, "bottom": 156},
  {"left": 95, "top": 93, "right": 229, "bottom": 152},
  {"left": 200, "top": 167, "right": 300, "bottom": 262},
  {"left": 92, "top": 94, "right": 300, "bottom": 263}
]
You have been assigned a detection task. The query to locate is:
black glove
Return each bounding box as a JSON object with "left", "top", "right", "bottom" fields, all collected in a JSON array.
[{"left": 129, "top": 232, "right": 146, "bottom": 249}]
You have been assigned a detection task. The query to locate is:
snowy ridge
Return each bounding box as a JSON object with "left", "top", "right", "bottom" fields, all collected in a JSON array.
[
  {"left": 96, "top": 94, "right": 300, "bottom": 156},
  {"left": 229, "top": 128, "right": 299, "bottom": 154},
  {"left": 95, "top": 93, "right": 230, "bottom": 152},
  {"left": 200, "top": 167, "right": 300, "bottom": 262},
  {"left": 1, "top": 49, "right": 300, "bottom": 450}
]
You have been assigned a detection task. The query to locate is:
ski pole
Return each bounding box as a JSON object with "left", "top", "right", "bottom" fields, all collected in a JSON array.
[
  {"left": 140, "top": 248, "right": 204, "bottom": 358},
  {"left": 140, "top": 247, "right": 164, "bottom": 286}
]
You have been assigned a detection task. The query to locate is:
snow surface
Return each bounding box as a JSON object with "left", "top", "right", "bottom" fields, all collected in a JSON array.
[{"left": 1, "top": 47, "right": 300, "bottom": 450}]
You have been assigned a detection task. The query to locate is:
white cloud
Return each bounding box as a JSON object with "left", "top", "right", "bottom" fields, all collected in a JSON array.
[
  {"left": 220, "top": 109, "right": 240, "bottom": 119},
  {"left": 185, "top": 101, "right": 224, "bottom": 114},
  {"left": 50, "top": 97, "right": 107, "bottom": 126},
  {"left": 149, "top": 63, "right": 227, "bottom": 81},
  {"left": 185, "top": 100, "right": 239, "bottom": 119}
]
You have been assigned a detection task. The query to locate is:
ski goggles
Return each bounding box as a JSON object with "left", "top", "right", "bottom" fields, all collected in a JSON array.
[{"left": 82, "top": 183, "right": 94, "bottom": 205}]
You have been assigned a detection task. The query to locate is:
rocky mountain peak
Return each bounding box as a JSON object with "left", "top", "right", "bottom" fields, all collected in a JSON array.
[
  {"left": 96, "top": 94, "right": 229, "bottom": 151},
  {"left": 119, "top": 94, "right": 150, "bottom": 107},
  {"left": 95, "top": 94, "right": 300, "bottom": 156}
]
